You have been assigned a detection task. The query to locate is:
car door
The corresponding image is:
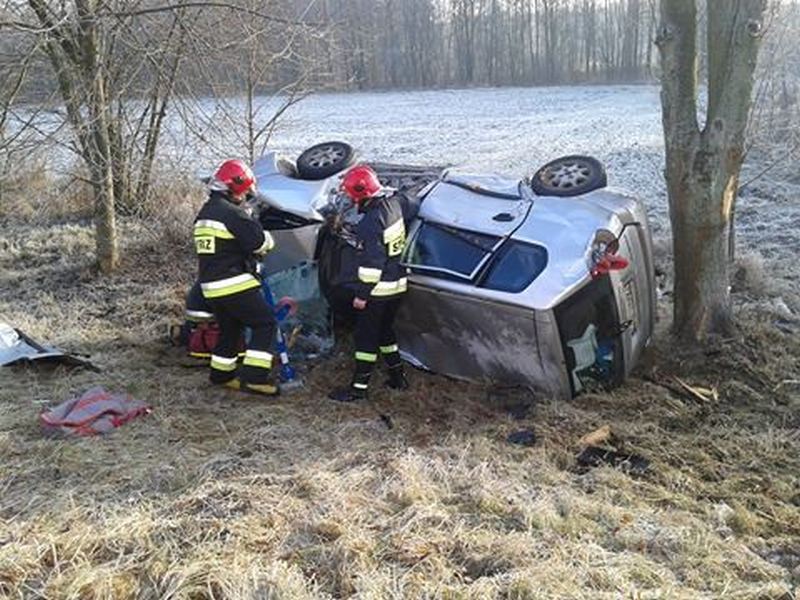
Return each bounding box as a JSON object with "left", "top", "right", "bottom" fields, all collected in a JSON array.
[{"left": 396, "top": 214, "right": 564, "bottom": 396}]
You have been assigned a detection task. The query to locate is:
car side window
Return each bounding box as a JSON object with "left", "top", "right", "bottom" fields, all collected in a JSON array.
[
  {"left": 480, "top": 241, "right": 548, "bottom": 293},
  {"left": 406, "top": 222, "right": 499, "bottom": 280}
]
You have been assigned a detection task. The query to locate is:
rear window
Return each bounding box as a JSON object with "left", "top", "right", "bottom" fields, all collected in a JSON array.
[
  {"left": 479, "top": 241, "right": 548, "bottom": 293},
  {"left": 406, "top": 223, "right": 499, "bottom": 279}
]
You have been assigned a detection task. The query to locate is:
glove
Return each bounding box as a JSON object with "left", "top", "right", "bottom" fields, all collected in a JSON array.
[{"left": 253, "top": 231, "right": 275, "bottom": 256}]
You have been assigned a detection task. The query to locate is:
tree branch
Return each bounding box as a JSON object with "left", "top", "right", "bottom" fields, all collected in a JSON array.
[{"left": 105, "top": 1, "right": 322, "bottom": 27}]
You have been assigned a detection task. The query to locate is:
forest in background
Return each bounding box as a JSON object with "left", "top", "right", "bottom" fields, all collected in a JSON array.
[{"left": 2, "top": 1, "right": 798, "bottom": 98}]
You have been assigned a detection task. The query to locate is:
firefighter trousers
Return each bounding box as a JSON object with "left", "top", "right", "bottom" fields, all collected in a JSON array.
[
  {"left": 352, "top": 296, "right": 404, "bottom": 392},
  {"left": 207, "top": 287, "right": 276, "bottom": 385}
]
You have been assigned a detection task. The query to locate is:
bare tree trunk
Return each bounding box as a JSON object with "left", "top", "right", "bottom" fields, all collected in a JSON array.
[
  {"left": 108, "top": 99, "right": 132, "bottom": 214},
  {"left": 28, "top": 0, "right": 118, "bottom": 272},
  {"left": 135, "top": 64, "right": 180, "bottom": 207},
  {"left": 657, "top": 0, "right": 767, "bottom": 341},
  {"left": 77, "top": 0, "right": 118, "bottom": 272},
  {"left": 0, "top": 50, "right": 31, "bottom": 207}
]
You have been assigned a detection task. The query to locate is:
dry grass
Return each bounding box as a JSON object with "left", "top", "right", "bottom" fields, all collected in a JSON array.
[{"left": 1, "top": 214, "right": 799, "bottom": 599}]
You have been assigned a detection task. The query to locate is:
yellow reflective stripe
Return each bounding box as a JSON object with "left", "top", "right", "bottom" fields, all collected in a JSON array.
[
  {"left": 211, "top": 355, "right": 237, "bottom": 371},
  {"left": 194, "top": 220, "right": 234, "bottom": 239},
  {"left": 203, "top": 279, "right": 260, "bottom": 298},
  {"left": 256, "top": 232, "right": 275, "bottom": 254},
  {"left": 243, "top": 356, "right": 272, "bottom": 369},
  {"left": 371, "top": 277, "right": 408, "bottom": 297},
  {"left": 195, "top": 219, "right": 230, "bottom": 230},
  {"left": 202, "top": 273, "right": 255, "bottom": 290},
  {"left": 380, "top": 344, "right": 399, "bottom": 354},
  {"left": 245, "top": 349, "right": 272, "bottom": 361},
  {"left": 355, "top": 351, "right": 378, "bottom": 363},
  {"left": 383, "top": 219, "right": 405, "bottom": 243},
  {"left": 358, "top": 266, "right": 382, "bottom": 283},
  {"left": 243, "top": 350, "right": 272, "bottom": 369},
  {"left": 194, "top": 227, "right": 234, "bottom": 240},
  {"left": 201, "top": 274, "right": 261, "bottom": 298}
]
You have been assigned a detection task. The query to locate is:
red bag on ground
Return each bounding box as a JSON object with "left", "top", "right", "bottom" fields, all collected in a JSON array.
[
  {"left": 186, "top": 321, "right": 245, "bottom": 359},
  {"left": 40, "top": 386, "right": 151, "bottom": 437},
  {"left": 187, "top": 321, "right": 221, "bottom": 358}
]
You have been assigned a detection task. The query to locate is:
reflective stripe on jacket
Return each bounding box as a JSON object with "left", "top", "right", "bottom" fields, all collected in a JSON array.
[
  {"left": 194, "top": 191, "right": 274, "bottom": 299},
  {"left": 355, "top": 194, "right": 408, "bottom": 299}
]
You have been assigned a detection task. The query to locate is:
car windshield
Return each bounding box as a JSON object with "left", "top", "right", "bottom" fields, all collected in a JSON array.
[{"left": 406, "top": 222, "right": 500, "bottom": 279}]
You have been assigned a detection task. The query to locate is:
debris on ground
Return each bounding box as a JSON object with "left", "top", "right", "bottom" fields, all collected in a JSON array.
[
  {"left": 40, "top": 386, "right": 151, "bottom": 437},
  {"left": 674, "top": 376, "right": 719, "bottom": 402},
  {"left": 0, "top": 322, "right": 98, "bottom": 371},
  {"left": 507, "top": 429, "right": 537, "bottom": 446},
  {"left": 645, "top": 368, "right": 720, "bottom": 403},
  {"left": 578, "top": 424, "right": 613, "bottom": 447},
  {"left": 576, "top": 445, "right": 650, "bottom": 476}
]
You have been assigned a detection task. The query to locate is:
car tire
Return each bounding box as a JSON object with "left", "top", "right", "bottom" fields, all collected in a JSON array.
[
  {"left": 296, "top": 141, "right": 356, "bottom": 180},
  {"left": 530, "top": 155, "right": 607, "bottom": 197}
]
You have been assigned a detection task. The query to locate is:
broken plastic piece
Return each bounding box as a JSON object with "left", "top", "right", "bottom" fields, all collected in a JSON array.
[
  {"left": 567, "top": 324, "right": 599, "bottom": 393},
  {"left": 0, "top": 323, "right": 98, "bottom": 371}
]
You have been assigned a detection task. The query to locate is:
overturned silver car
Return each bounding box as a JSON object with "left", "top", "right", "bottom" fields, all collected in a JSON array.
[{"left": 251, "top": 142, "right": 656, "bottom": 398}]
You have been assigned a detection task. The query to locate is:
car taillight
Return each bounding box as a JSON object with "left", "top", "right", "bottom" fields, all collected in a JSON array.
[{"left": 590, "top": 230, "right": 629, "bottom": 279}]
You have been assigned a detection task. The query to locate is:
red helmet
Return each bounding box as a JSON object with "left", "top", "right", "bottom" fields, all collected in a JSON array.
[
  {"left": 211, "top": 159, "right": 256, "bottom": 197},
  {"left": 341, "top": 165, "right": 382, "bottom": 203}
]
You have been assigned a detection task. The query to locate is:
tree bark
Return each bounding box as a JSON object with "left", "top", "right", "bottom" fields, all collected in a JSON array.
[
  {"left": 28, "top": 0, "right": 118, "bottom": 272},
  {"left": 77, "top": 0, "right": 118, "bottom": 272},
  {"left": 657, "top": 0, "right": 767, "bottom": 342}
]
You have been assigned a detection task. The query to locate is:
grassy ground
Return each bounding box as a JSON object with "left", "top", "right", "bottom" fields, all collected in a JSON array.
[{"left": 0, "top": 217, "right": 798, "bottom": 599}]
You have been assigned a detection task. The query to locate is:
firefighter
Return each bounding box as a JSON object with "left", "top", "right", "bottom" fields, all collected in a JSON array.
[
  {"left": 329, "top": 165, "right": 410, "bottom": 403},
  {"left": 193, "top": 159, "right": 279, "bottom": 396}
]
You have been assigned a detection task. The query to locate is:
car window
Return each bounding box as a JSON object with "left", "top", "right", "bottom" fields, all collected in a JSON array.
[
  {"left": 480, "top": 241, "right": 548, "bottom": 293},
  {"left": 406, "top": 222, "right": 499, "bottom": 279}
]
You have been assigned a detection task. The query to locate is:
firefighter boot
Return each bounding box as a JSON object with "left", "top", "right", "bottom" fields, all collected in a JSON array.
[
  {"left": 328, "top": 386, "right": 367, "bottom": 403},
  {"left": 330, "top": 358, "right": 372, "bottom": 402},
  {"left": 386, "top": 365, "right": 409, "bottom": 391},
  {"left": 224, "top": 378, "right": 280, "bottom": 397}
]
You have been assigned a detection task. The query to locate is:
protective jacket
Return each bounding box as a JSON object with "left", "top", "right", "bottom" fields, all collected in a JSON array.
[
  {"left": 194, "top": 191, "right": 274, "bottom": 299},
  {"left": 354, "top": 194, "right": 408, "bottom": 300}
]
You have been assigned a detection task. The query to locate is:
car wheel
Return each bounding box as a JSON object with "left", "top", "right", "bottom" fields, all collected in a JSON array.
[
  {"left": 530, "top": 155, "right": 607, "bottom": 197},
  {"left": 296, "top": 141, "right": 355, "bottom": 180}
]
